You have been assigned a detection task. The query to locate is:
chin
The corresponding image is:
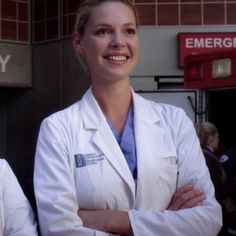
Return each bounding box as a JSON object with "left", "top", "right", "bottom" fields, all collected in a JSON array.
[
  {"left": 107, "top": 67, "right": 135, "bottom": 78},
  {"left": 108, "top": 71, "right": 131, "bottom": 80}
]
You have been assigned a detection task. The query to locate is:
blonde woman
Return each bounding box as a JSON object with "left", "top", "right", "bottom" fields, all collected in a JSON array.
[
  {"left": 195, "top": 122, "right": 235, "bottom": 236},
  {"left": 34, "top": 1, "right": 222, "bottom": 235},
  {"left": 195, "top": 122, "right": 225, "bottom": 199},
  {"left": 195, "top": 122, "right": 220, "bottom": 155}
]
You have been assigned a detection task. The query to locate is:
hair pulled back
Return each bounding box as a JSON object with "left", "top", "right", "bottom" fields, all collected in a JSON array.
[{"left": 74, "top": 0, "right": 139, "bottom": 36}]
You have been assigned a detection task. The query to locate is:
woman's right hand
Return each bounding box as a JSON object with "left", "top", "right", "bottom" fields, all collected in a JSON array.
[{"left": 168, "top": 184, "right": 205, "bottom": 211}]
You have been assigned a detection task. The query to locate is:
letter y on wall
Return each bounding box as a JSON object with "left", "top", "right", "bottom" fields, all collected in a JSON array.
[{"left": 0, "top": 55, "right": 11, "bottom": 73}]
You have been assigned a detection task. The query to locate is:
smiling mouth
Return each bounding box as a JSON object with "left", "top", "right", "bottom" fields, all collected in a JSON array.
[{"left": 104, "top": 55, "right": 129, "bottom": 62}]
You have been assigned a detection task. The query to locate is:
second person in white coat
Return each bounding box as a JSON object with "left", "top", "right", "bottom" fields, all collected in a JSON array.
[
  {"left": 34, "top": 0, "right": 222, "bottom": 235},
  {"left": 0, "top": 159, "right": 38, "bottom": 236}
]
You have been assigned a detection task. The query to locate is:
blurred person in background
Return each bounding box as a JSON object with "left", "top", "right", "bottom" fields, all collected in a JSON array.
[
  {"left": 195, "top": 122, "right": 236, "bottom": 235},
  {"left": 220, "top": 146, "right": 236, "bottom": 235},
  {"left": 195, "top": 122, "right": 223, "bottom": 199}
]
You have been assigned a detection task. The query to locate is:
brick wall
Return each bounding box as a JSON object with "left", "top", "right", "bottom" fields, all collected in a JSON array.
[{"left": 0, "top": 0, "right": 236, "bottom": 42}]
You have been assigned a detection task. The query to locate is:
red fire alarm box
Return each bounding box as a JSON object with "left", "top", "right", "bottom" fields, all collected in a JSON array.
[{"left": 184, "top": 49, "right": 236, "bottom": 89}]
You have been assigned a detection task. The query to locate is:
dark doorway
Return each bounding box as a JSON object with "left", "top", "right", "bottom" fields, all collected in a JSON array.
[{"left": 207, "top": 88, "right": 236, "bottom": 150}]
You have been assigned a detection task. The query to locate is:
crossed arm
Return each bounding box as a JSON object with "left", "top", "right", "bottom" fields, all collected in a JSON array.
[{"left": 78, "top": 184, "right": 204, "bottom": 236}]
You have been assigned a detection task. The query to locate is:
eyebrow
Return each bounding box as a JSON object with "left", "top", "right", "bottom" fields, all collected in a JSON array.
[{"left": 93, "top": 23, "right": 136, "bottom": 28}]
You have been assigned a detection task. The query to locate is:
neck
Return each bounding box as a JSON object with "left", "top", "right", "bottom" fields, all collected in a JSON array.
[{"left": 91, "top": 81, "right": 132, "bottom": 133}]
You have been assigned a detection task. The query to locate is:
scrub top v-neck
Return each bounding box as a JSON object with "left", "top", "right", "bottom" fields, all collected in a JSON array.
[{"left": 107, "top": 106, "right": 137, "bottom": 180}]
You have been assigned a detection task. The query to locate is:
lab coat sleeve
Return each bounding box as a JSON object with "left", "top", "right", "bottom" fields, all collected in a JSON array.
[
  {"left": 34, "top": 118, "right": 112, "bottom": 236},
  {"left": 1, "top": 159, "right": 38, "bottom": 236},
  {"left": 128, "top": 108, "right": 222, "bottom": 236}
]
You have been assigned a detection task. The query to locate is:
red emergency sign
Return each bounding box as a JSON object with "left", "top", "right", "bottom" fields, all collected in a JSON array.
[
  {"left": 184, "top": 48, "right": 236, "bottom": 89},
  {"left": 179, "top": 32, "right": 236, "bottom": 67}
]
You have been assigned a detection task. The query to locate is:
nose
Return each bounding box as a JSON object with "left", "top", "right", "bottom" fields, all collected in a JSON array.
[{"left": 110, "top": 32, "right": 125, "bottom": 48}]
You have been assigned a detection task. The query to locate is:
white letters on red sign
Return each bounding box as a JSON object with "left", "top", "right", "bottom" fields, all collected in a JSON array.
[{"left": 185, "top": 37, "right": 236, "bottom": 49}]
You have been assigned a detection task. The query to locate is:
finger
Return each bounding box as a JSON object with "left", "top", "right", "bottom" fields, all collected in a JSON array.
[
  {"left": 169, "top": 189, "right": 204, "bottom": 211},
  {"left": 177, "top": 189, "right": 203, "bottom": 206},
  {"left": 171, "top": 185, "right": 194, "bottom": 203},
  {"left": 174, "top": 185, "right": 194, "bottom": 197},
  {"left": 180, "top": 194, "right": 205, "bottom": 209},
  {"left": 176, "top": 190, "right": 204, "bottom": 208}
]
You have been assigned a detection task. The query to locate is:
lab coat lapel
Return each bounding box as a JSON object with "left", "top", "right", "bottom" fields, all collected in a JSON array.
[
  {"left": 93, "top": 127, "right": 135, "bottom": 193},
  {"left": 81, "top": 89, "right": 136, "bottom": 196},
  {"left": 132, "top": 92, "right": 165, "bottom": 208},
  {"left": 133, "top": 91, "right": 164, "bottom": 169}
]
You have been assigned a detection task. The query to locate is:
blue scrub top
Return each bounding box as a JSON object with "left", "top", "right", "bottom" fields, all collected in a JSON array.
[{"left": 107, "top": 106, "right": 137, "bottom": 180}]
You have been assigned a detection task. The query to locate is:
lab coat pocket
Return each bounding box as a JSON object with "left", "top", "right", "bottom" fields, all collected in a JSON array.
[
  {"left": 154, "top": 156, "right": 178, "bottom": 209},
  {"left": 161, "top": 155, "right": 177, "bottom": 165},
  {"left": 158, "top": 155, "right": 178, "bottom": 191},
  {"left": 136, "top": 155, "right": 178, "bottom": 210}
]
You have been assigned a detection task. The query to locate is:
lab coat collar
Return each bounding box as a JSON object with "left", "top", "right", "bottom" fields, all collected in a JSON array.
[
  {"left": 81, "top": 87, "right": 161, "bottom": 129},
  {"left": 131, "top": 89, "right": 161, "bottom": 124}
]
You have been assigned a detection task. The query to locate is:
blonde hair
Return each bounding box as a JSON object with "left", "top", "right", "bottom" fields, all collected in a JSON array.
[
  {"left": 73, "top": 0, "right": 139, "bottom": 36},
  {"left": 195, "top": 122, "right": 219, "bottom": 148}
]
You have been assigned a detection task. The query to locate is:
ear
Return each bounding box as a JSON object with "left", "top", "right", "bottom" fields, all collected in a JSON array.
[{"left": 72, "top": 32, "right": 84, "bottom": 54}]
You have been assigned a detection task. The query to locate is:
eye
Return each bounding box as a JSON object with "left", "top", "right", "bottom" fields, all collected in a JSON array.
[
  {"left": 95, "top": 29, "right": 112, "bottom": 36},
  {"left": 126, "top": 28, "right": 136, "bottom": 35}
]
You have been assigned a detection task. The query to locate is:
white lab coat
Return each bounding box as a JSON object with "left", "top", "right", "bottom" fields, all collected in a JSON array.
[
  {"left": 0, "top": 159, "right": 38, "bottom": 236},
  {"left": 34, "top": 88, "right": 222, "bottom": 236}
]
